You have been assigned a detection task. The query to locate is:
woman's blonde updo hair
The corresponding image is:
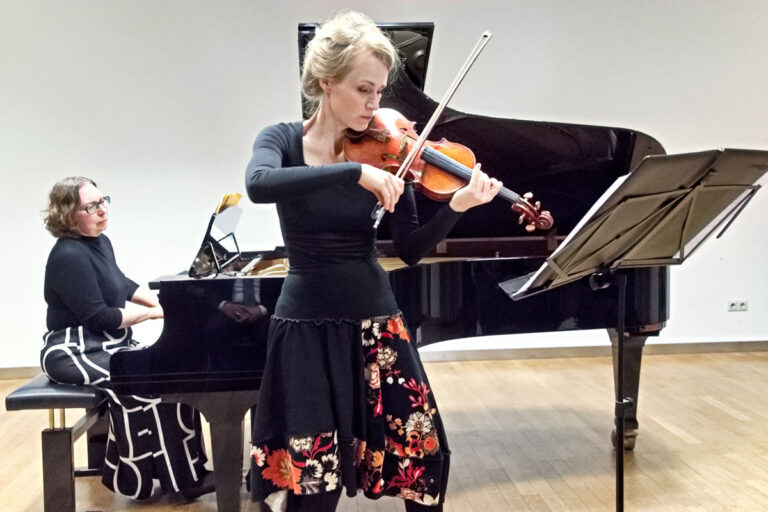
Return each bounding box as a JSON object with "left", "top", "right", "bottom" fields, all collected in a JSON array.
[
  {"left": 44, "top": 176, "right": 96, "bottom": 239},
  {"left": 301, "top": 10, "right": 400, "bottom": 116}
]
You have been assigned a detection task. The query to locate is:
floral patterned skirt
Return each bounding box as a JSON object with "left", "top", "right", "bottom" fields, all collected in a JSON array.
[{"left": 250, "top": 314, "right": 449, "bottom": 510}]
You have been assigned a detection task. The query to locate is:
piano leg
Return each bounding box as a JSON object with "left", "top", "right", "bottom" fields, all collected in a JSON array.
[
  {"left": 608, "top": 329, "right": 647, "bottom": 450},
  {"left": 165, "top": 390, "right": 259, "bottom": 512}
]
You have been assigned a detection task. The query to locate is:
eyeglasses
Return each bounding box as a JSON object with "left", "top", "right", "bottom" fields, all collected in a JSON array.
[{"left": 81, "top": 196, "right": 110, "bottom": 214}]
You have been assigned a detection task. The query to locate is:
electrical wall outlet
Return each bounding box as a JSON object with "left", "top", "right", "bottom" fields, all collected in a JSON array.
[{"left": 727, "top": 300, "right": 748, "bottom": 312}]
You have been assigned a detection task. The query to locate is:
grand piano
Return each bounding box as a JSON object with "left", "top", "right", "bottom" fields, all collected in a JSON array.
[{"left": 110, "top": 22, "right": 669, "bottom": 511}]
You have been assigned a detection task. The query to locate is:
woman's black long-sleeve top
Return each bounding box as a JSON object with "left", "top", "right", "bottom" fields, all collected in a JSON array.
[
  {"left": 44, "top": 234, "right": 138, "bottom": 332},
  {"left": 245, "top": 122, "right": 464, "bottom": 320}
]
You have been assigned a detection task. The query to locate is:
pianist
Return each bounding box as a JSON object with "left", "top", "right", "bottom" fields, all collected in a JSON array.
[
  {"left": 245, "top": 10, "right": 501, "bottom": 512},
  {"left": 40, "top": 176, "right": 213, "bottom": 500}
]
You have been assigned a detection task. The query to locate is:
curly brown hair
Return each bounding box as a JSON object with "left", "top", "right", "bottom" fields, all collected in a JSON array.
[{"left": 44, "top": 176, "right": 96, "bottom": 238}]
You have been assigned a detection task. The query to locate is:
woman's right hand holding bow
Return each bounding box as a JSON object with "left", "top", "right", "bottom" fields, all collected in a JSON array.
[{"left": 358, "top": 164, "right": 404, "bottom": 213}]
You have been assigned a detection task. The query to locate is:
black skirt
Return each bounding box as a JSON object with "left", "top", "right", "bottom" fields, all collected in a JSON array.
[{"left": 250, "top": 313, "right": 449, "bottom": 509}]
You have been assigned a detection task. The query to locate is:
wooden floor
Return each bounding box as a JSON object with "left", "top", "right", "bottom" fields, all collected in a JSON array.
[{"left": 2, "top": 351, "right": 768, "bottom": 511}]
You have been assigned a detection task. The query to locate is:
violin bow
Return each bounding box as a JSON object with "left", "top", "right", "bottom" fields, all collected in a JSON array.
[{"left": 372, "top": 30, "right": 493, "bottom": 228}]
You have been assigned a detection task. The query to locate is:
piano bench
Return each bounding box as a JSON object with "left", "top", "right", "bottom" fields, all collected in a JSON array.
[{"left": 5, "top": 373, "right": 109, "bottom": 512}]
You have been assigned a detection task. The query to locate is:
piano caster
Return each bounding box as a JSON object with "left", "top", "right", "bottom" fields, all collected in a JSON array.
[{"left": 612, "top": 428, "right": 638, "bottom": 450}]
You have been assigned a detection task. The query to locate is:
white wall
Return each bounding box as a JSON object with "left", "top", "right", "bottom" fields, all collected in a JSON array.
[{"left": 1, "top": 0, "right": 766, "bottom": 368}]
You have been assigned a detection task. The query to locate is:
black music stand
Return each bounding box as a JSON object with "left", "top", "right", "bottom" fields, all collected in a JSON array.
[{"left": 499, "top": 147, "right": 768, "bottom": 512}]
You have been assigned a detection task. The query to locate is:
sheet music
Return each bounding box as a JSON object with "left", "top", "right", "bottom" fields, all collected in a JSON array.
[
  {"left": 210, "top": 205, "right": 243, "bottom": 253},
  {"left": 510, "top": 173, "right": 628, "bottom": 298},
  {"left": 505, "top": 148, "right": 768, "bottom": 300}
]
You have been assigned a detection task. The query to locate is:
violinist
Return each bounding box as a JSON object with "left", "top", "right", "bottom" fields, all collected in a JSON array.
[{"left": 245, "top": 10, "right": 501, "bottom": 512}]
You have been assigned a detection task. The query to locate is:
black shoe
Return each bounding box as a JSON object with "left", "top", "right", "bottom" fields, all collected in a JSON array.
[{"left": 181, "top": 471, "right": 216, "bottom": 500}]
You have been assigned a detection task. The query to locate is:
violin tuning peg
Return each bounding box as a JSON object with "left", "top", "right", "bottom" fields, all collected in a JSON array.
[
  {"left": 523, "top": 192, "right": 533, "bottom": 200},
  {"left": 534, "top": 200, "right": 541, "bottom": 210},
  {"left": 525, "top": 223, "right": 536, "bottom": 233}
]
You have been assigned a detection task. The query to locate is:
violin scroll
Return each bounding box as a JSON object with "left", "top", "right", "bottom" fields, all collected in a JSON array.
[{"left": 513, "top": 192, "right": 554, "bottom": 233}]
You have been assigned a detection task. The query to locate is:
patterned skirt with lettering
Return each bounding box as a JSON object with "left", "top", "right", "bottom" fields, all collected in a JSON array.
[
  {"left": 250, "top": 314, "right": 450, "bottom": 510},
  {"left": 40, "top": 326, "right": 208, "bottom": 499}
]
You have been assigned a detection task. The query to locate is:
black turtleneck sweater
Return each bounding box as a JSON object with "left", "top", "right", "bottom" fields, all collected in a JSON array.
[{"left": 44, "top": 234, "right": 138, "bottom": 332}]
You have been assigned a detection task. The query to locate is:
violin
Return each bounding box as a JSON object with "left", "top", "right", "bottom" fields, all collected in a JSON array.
[{"left": 344, "top": 108, "right": 554, "bottom": 232}]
